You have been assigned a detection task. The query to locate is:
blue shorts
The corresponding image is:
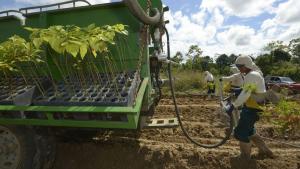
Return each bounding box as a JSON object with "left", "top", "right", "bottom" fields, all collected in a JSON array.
[
  {"left": 230, "top": 87, "right": 242, "bottom": 97},
  {"left": 234, "top": 107, "right": 260, "bottom": 143}
]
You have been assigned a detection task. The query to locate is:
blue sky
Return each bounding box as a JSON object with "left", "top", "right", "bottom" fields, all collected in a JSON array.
[{"left": 1, "top": 0, "right": 300, "bottom": 57}]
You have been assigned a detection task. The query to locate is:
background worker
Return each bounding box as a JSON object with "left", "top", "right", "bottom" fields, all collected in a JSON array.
[
  {"left": 221, "top": 66, "right": 244, "bottom": 96},
  {"left": 223, "top": 55, "right": 274, "bottom": 160},
  {"left": 203, "top": 71, "right": 215, "bottom": 99}
]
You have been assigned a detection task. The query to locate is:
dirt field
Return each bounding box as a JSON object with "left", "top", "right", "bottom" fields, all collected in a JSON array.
[{"left": 54, "top": 95, "right": 300, "bottom": 169}]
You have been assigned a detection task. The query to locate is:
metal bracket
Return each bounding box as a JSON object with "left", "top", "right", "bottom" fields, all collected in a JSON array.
[{"left": 140, "top": 116, "right": 178, "bottom": 128}]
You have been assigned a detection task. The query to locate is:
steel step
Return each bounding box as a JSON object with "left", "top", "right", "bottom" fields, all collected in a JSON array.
[{"left": 140, "top": 116, "right": 178, "bottom": 128}]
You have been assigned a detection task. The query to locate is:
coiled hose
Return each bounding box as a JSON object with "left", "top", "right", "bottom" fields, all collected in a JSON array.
[{"left": 164, "top": 26, "right": 234, "bottom": 148}]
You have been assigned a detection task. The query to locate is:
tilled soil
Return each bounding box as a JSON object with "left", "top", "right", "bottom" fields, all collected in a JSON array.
[{"left": 54, "top": 96, "right": 300, "bottom": 169}]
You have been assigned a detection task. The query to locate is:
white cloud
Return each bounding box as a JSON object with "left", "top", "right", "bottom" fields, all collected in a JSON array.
[
  {"left": 275, "top": 0, "right": 300, "bottom": 24},
  {"left": 164, "top": 5, "right": 269, "bottom": 57},
  {"left": 165, "top": 8, "right": 225, "bottom": 57},
  {"left": 207, "top": 8, "right": 224, "bottom": 27},
  {"left": 261, "top": 19, "right": 276, "bottom": 30},
  {"left": 201, "top": 0, "right": 276, "bottom": 18},
  {"left": 277, "top": 24, "right": 300, "bottom": 41},
  {"left": 191, "top": 9, "right": 207, "bottom": 26},
  {"left": 260, "top": 0, "right": 300, "bottom": 43},
  {"left": 217, "top": 26, "right": 255, "bottom": 46}
]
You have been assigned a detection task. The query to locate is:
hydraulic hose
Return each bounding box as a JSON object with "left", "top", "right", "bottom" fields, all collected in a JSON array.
[
  {"left": 123, "top": 0, "right": 161, "bottom": 25},
  {"left": 164, "top": 26, "right": 233, "bottom": 148},
  {"left": 155, "top": 65, "right": 162, "bottom": 102},
  {"left": 260, "top": 136, "right": 300, "bottom": 148}
]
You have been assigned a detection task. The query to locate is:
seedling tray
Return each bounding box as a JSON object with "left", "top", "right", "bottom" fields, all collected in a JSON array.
[{"left": 33, "top": 71, "right": 141, "bottom": 107}]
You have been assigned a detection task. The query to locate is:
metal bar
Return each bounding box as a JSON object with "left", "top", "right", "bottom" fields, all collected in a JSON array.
[
  {"left": 133, "top": 78, "right": 148, "bottom": 112},
  {"left": 0, "top": 78, "right": 149, "bottom": 114},
  {"left": 0, "top": 10, "right": 25, "bottom": 16},
  {"left": 0, "top": 118, "right": 136, "bottom": 129},
  {"left": 0, "top": 105, "right": 135, "bottom": 113},
  {"left": 19, "top": 0, "right": 91, "bottom": 14}
]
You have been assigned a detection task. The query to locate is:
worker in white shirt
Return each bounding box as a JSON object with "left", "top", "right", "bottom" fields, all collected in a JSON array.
[
  {"left": 223, "top": 55, "right": 274, "bottom": 160},
  {"left": 220, "top": 66, "right": 244, "bottom": 127},
  {"left": 203, "top": 71, "right": 215, "bottom": 99},
  {"left": 221, "top": 66, "right": 244, "bottom": 96}
]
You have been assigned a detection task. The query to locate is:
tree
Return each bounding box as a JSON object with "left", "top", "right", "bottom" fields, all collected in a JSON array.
[
  {"left": 201, "top": 56, "right": 213, "bottom": 71},
  {"left": 228, "top": 54, "right": 238, "bottom": 64},
  {"left": 171, "top": 51, "right": 184, "bottom": 64},
  {"left": 255, "top": 54, "right": 272, "bottom": 75},
  {"left": 215, "top": 54, "right": 232, "bottom": 75},
  {"left": 289, "top": 38, "right": 300, "bottom": 63},
  {"left": 273, "top": 49, "right": 291, "bottom": 62},
  {"left": 263, "top": 40, "right": 288, "bottom": 63},
  {"left": 186, "top": 45, "right": 203, "bottom": 59},
  {"left": 186, "top": 45, "right": 203, "bottom": 70}
]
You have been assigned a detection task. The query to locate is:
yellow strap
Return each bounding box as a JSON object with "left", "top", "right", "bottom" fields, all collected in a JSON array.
[
  {"left": 207, "top": 82, "right": 214, "bottom": 90},
  {"left": 224, "top": 82, "right": 231, "bottom": 93},
  {"left": 245, "top": 97, "right": 265, "bottom": 111}
]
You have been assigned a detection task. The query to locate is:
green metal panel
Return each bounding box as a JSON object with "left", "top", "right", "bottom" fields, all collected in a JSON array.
[{"left": 0, "top": 17, "right": 27, "bottom": 41}]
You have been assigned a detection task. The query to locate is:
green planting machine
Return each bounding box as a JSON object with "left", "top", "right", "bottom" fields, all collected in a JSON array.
[{"left": 0, "top": 0, "right": 172, "bottom": 168}]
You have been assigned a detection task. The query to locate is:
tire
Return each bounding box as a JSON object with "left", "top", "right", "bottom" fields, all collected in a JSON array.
[{"left": 0, "top": 125, "right": 38, "bottom": 169}]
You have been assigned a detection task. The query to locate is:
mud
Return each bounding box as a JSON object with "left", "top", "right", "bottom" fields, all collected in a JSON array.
[{"left": 54, "top": 96, "right": 300, "bottom": 169}]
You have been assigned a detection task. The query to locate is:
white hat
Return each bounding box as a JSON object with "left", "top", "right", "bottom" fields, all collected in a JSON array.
[
  {"left": 235, "top": 55, "right": 254, "bottom": 69},
  {"left": 235, "top": 55, "right": 263, "bottom": 76}
]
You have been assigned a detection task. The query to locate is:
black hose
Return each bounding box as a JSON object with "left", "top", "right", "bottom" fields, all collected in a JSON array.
[
  {"left": 123, "top": 0, "right": 161, "bottom": 25},
  {"left": 155, "top": 65, "right": 162, "bottom": 102},
  {"left": 164, "top": 26, "right": 234, "bottom": 148}
]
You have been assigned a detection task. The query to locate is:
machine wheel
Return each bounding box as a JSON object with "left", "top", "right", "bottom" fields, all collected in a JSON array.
[{"left": 0, "top": 125, "right": 38, "bottom": 169}]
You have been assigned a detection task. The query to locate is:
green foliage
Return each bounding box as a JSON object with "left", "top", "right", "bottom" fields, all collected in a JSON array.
[
  {"left": 171, "top": 51, "right": 183, "bottom": 64},
  {"left": 172, "top": 70, "right": 205, "bottom": 92},
  {"left": 243, "top": 83, "right": 257, "bottom": 93},
  {"left": 186, "top": 45, "right": 203, "bottom": 59},
  {"left": 255, "top": 37, "right": 300, "bottom": 81},
  {"left": 270, "top": 100, "right": 300, "bottom": 135},
  {"left": 25, "top": 24, "right": 128, "bottom": 59},
  {"left": 0, "top": 35, "right": 43, "bottom": 72},
  {"left": 185, "top": 45, "right": 204, "bottom": 70},
  {"left": 273, "top": 49, "right": 291, "bottom": 62},
  {"left": 289, "top": 38, "right": 300, "bottom": 63},
  {"left": 215, "top": 54, "right": 233, "bottom": 75},
  {"left": 255, "top": 54, "right": 272, "bottom": 75}
]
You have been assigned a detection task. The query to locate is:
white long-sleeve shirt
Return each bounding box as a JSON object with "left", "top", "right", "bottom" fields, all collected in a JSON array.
[
  {"left": 204, "top": 73, "right": 214, "bottom": 82},
  {"left": 222, "top": 73, "right": 243, "bottom": 87},
  {"left": 233, "top": 71, "right": 266, "bottom": 107}
]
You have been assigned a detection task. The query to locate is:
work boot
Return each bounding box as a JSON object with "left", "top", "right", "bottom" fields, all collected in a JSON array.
[
  {"left": 250, "top": 134, "right": 275, "bottom": 158},
  {"left": 207, "top": 94, "right": 212, "bottom": 100},
  {"left": 239, "top": 142, "right": 252, "bottom": 160}
]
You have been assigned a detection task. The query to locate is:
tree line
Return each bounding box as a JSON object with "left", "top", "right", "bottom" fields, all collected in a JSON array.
[{"left": 170, "top": 37, "right": 300, "bottom": 80}]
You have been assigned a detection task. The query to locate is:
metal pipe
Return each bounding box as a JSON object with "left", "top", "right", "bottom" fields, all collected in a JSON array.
[
  {"left": 123, "top": 0, "right": 161, "bottom": 25},
  {"left": 0, "top": 10, "right": 26, "bottom": 26},
  {"left": 19, "top": 0, "right": 91, "bottom": 14}
]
